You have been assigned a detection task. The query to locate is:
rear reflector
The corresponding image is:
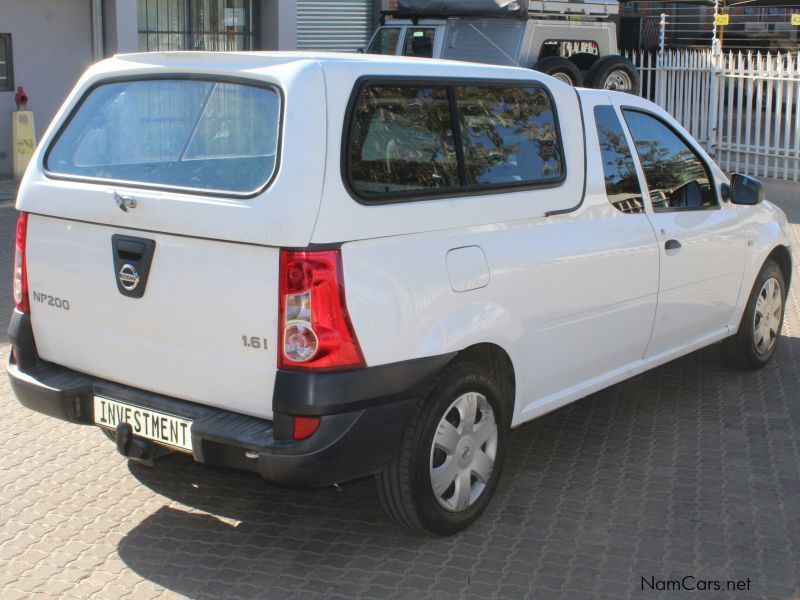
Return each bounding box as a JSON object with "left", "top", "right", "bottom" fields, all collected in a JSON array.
[
  {"left": 278, "top": 249, "right": 365, "bottom": 372},
  {"left": 293, "top": 416, "right": 320, "bottom": 441},
  {"left": 13, "top": 213, "right": 29, "bottom": 313}
]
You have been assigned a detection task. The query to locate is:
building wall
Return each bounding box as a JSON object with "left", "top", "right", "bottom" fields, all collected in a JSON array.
[
  {"left": 0, "top": 0, "right": 95, "bottom": 177},
  {"left": 260, "top": 0, "right": 297, "bottom": 50},
  {"left": 104, "top": 0, "right": 139, "bottom": 55}
]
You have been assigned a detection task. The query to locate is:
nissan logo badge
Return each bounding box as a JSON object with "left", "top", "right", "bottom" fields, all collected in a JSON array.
[{"left": 118, "top": 264, "right": 140, "bottom": 291}]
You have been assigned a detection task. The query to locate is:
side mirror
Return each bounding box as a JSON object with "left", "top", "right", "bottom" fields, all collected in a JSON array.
[{"left": 728, "top": 173, "right": 764, "bottom": 205}]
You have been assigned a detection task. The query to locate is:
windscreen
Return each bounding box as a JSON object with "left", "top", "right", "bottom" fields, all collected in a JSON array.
[{"left": 46, "top": 79, "right": 281, "bottom": 194}]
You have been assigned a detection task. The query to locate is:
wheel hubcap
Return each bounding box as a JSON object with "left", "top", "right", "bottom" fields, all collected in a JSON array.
[
  {"left": 604, "top": 69, "right": 633, "bottom": 91},
  {"left": 753, "top": 277, "right": 783, "bottom": 355},
  {"left": 552, "top": 72, "right": 573, "bottom": 85},
  {"left": 429, "top": 392, "right": 498, "bottom": 512}
]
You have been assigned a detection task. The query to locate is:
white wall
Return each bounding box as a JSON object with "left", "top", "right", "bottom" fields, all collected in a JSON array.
[{"left": 0, "top": 0, "right": 94, "bottom": 177}]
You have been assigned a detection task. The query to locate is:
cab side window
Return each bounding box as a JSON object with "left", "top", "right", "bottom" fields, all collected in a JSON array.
[
  {"left": 623, "top": 110, "right": 716, "bottom": 211},
  {"left": 594, "top": 105, "right": 644, "bottom": 214}
]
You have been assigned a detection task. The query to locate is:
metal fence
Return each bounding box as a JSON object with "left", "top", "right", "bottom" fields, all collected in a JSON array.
[{"left": 626, "top": 49, "right": 800, "bottom": 181}]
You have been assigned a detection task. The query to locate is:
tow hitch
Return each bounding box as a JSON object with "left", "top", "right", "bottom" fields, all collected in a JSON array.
[{"left": 115, "top": 423, "right": 171, "bottom": 466}]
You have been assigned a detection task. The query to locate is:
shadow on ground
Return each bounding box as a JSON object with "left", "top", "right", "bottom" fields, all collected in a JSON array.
[{"left": 117, "top": 338, "right": 800, "bottom": 600}]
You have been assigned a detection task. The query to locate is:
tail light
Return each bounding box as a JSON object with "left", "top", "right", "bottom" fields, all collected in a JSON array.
[
  {"left": 278, "top": 249, "right": 365, "bottom": 371},
  {"left": 13, "top": 212, "right": 29, "bottom": 313}
]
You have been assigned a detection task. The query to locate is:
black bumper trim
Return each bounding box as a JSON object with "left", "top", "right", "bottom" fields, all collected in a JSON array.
[
  {"left": 7, "top": 343, "right": 450, "bottom": 486},
  {"left": 8, "top": 309, "right": 38, "bottom": 369},
  {"left": 273, "top": 353, "right": 456, "bottom": 415}
]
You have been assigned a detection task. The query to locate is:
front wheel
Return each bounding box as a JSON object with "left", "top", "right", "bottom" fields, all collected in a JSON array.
[
  {"left": 720, "top": 259, "right": 787, "bottom": 369},
  {"left": 375, "top": 360, "right": 510, "bottom": 535}
]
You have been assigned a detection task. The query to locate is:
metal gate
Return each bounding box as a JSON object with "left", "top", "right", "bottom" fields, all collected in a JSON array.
[
  {"left": 297, "top": 0, "right": 375, "bottom": 52},
  {"left": 628, "top": 48, "right": 800, "bottom": 181}
]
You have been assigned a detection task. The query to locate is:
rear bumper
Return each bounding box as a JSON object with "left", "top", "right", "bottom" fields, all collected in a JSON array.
[{"left": 7, "top": 309, "right": 453, "bottom": 486}]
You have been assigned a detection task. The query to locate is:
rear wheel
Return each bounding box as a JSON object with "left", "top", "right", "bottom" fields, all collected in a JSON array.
[
  {"left": 375, "top": 360, "right": 509, "bottom": 535},
  {"left": 532, "top": 57, "right": 583, "bottom": 87},
  {"left": 585, "top": 55, "right": 639, "bottom": 92},
  {"left": 720, "top": 259, "right": 786, "bottom": 369}
]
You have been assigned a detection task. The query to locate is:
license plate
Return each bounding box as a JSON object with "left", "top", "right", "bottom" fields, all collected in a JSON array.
[{"left": 93, "top": 396, "right": 193, "bottom": 453}]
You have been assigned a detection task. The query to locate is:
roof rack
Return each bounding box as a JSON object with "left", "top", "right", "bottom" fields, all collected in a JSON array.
[
  {"left": 527, "top": 1, "right": 618, "bottom": 16},
  {"left": 391, "top": 1, "right": 619, "bottom": 20}
]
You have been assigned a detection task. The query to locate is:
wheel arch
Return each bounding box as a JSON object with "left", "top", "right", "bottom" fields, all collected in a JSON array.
[
  {"left": 729, "top": 237, "right": 792, "bottom": 335},
  {"left": 767, "top": 244, "right": 792, "bottom": 291},
  {"left": 455, "top": 342, "right": 516, "bottom": 424}
]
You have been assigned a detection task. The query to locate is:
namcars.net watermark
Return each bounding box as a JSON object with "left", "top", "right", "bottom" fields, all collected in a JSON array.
[{"left": 642, "top": 575, "right": 752, "bottom": 593}]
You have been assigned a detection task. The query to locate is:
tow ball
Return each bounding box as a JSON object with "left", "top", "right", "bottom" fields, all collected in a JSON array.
[{"left": 115, "top": 423, "right": 170, "bottom": 466}]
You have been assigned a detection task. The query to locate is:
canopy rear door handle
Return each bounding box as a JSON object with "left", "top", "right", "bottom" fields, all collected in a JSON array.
[{"left": 665, "top": 239, "right": 682, "bottom": 251}]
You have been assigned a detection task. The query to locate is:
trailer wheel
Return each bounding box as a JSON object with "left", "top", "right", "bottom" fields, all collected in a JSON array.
[
  {"left": 531, "top": 57, "right": 583, "bottom": 87},
  {"left": 586, "top": 55, "right": 640, "bottom": 93}
]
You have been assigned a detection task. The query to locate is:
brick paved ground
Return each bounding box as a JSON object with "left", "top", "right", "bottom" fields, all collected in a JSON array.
[{"left": 1, "top": 182, "right": 799, "bottom": 599}]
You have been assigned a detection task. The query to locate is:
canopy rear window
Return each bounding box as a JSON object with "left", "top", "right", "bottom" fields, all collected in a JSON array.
[{"left": 45, "top": 78, "right": 281, "bottom": 195}]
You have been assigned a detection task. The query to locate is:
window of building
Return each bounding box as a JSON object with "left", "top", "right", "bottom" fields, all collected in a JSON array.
[
  {"left": 46, "top": 79, "right": 281, "bottom": 195},
  {"left": 347, "top": 81, "right": 564, "bottom": 201},
  {"left": 456, "top": 85, "right": 563, "bottom": 186},
  {"left": 366, "top": 27, "right": 401, "bottom": 55},
  {"left": 594, "top": 105, "right": 644, "bottom": 214},
  {"left": 402, "top": 28, "right": 436, "bottom": 58},
  {"left": 623, "top": 110, "right": 716, "bottom": 211},
  {"left": 138, "top": 0, "right": 254, "bottom": 52},
  {"left": 0, "top": 34, "right": 13, "bottom": 93}
]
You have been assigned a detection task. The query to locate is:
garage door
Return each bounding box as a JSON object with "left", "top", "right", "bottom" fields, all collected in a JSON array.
[{"left": 297, "top": 0, "right": 375, "bottom": 52}]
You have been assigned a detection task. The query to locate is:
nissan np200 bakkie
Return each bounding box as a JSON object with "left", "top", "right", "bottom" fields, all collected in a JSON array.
[{"left": 8, "top": 52, "right": 791, "bottom": 535}]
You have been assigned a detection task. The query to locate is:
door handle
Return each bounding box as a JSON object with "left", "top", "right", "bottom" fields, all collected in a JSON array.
[
  {"left": 116, "top": 239, "right": 146, "bottom": 262},
  {"left": 664, "top": 239, "right": 682, "bottom": 251}
]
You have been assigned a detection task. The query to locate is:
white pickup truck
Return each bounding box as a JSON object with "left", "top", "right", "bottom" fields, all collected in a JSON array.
[{"left": 8, "top": 52, "right": 791, "bottom": 535}]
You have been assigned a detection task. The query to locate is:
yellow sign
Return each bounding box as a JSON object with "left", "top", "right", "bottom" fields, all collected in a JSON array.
[
  {"left": 12, "top": 111, "right": 36, "bottom": 178},
  {"left": 792, "top": 14, "right": 800, "bottom": 26},
  {"left": 715, "top": 13, "right": 730, "bottom": 26}
]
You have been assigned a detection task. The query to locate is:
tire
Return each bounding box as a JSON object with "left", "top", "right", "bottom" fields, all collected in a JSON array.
[
  {"left": 585, "top": 55, "right": 640, "bottom": 93},
  {"left": 375, "top": 360, "right": 510, "bottom": 536},
  {"left": 569, "top": 52, "right": 599, "bottom": 72},
  {"left": 720, "top": 259, "right": 787, "bottom": 370},
  {"left": 531, "top": 56, "right": 583, "bottom": 87}
]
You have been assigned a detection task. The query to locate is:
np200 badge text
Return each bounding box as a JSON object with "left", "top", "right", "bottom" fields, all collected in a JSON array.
[{"left": 7, "top": 51, "right": 791, "bottom": 535}]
